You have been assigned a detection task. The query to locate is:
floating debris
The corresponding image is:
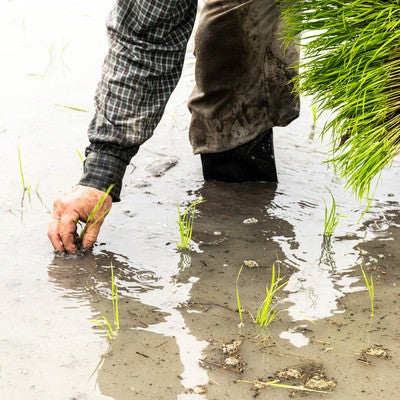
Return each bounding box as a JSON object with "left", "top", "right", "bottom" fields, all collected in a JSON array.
[
  {"left": 186, "top": 386, "right": 207, "bottom": 395},
  {"left": 243, "top": 259, "right": 259, "bottom": 268},
  {"left": 305, "top": 374, "right": 337, "bottom": 391},
  {"left": 243, "top": 217, "right": 258, "bottom": 224},
  {"left": 274, "top": 364, "right": 337, "bottom": 392},
  {"left": 221, "top": 339, "right": 242, "bottom": 355},
  {"left": 224, "top": 356, "right": 240, "bottom": 367},
  {"left": 276, "top": 368, "right": 302, "bottom": 380},
  {"left": 363, "top": 344, "right": 391, "bottom": 360},
  {"left": 220, "top": 339, "right": 246, "bottom": 373}
]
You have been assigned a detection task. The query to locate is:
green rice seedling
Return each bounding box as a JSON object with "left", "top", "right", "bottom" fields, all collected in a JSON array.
[
  {"left": 323, "top": 190, "right": 339, "bottom": 237},
  {"left": 91, "top": 316, "right": 116, "bottom": 341},
  {"left": 236, "top": 265, "right": 244, "bottom": 328},
  {"left": 34, "top": 182, "right": 50, "bottom": 212},
  {"left": 111, "top": 265, "right": 120, "bottom": 330},
  {"left": 90, "top": 263, "right": 120, "bottom": 340},
  {"left": 17, "top": 143, "right": 31, "bottom": 205},
  {"left": 77, "top": 184, "right": 114, "bottom": 245},
  {"left": 360, "top": 265, "right": 375, "bottom": 318},
  {"left": 76, "top": 149, "right": 84, "bottom": 163},
  {"left": 281, "top": 2, "right": 400, "bottom": 202},
  {"left": 17, "top": 144, "right": 48, "bottom": 212},
  {"left": 311, "top": 104, "right": 317, "bottom": 129},
  {"left": 17, "top": 143, "right": 30, "bottom": 193},
  {"left": 253, "top": 261, "right": 287, "bottom": 329},
  {"left": 55, "top": 103, "right": 89, "bottom": 113},
  {"left": 176, "top": 198, "right": 206, "bottom": 251},
  {"left": 29, "top": 40, "right": 70, "bottom": 78}
]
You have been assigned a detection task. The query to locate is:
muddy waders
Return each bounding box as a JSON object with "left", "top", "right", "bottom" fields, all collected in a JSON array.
[{"left": 188, "top": 0, "right": 299, "bottom": 182}]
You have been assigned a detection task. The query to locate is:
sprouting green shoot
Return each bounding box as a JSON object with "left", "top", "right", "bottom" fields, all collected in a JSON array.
[
  {"left": 55, "top": 103, "right": 89, "bottom": 113},
  {"left": 78, "top": 184, "right": 114, "bottom": 242},
  {"left": 91, "top": 316, "right": 116, "bottom": 340},
  {"left": 17, "top": 143, "right": 30, "bottom": 192},
  {"left": 90, "top": 263, "right": 120, "bottom": 340},
  {"left": 311, "top": 103, "right": 317, "bottom": 128},
  {"left": 17, "top": 143, "right": 31, "bottom": 206},
  {"left": 253, "top": 261, "right": 287, "bottom": 329},
  {"left": 29, "top": 40, "right": 70, "bottom": 78},
  {"left": 76, "top": 149, "right": 84, "bottom": 163},
  {"left": 176, "top": 198, "right": 206, "bottom": 251},
  {"left": 360, "top": 265, "right": 375, "bottom": 318},
  {"left": 236, "top": 265, "right": 244, "bottom": 328},
  {"left": 111, "top": 265, "right": 120, "bottom": 330},
  {"left": 323, "top": 189, "right": 339, "bottom": 237}
]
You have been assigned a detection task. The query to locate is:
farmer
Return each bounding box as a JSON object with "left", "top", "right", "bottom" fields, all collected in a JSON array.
[{"left": 47, "top": 0, "right": 299, "bottom": 253}]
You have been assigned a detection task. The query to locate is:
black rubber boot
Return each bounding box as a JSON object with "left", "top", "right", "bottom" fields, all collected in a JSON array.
[{"left": 200, "top": 129, "right": 278, "bottom": 183}]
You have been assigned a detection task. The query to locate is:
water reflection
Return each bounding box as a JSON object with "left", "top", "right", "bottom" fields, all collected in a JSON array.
[
  {"left": 49, "top": 249, "right": 161, "bottom": 300},
  {"left": 47, "top": 178, "right": 371, "bottom": 400},
  {"left": 48, "top": 246, "right": 208, "bottom": 399}
]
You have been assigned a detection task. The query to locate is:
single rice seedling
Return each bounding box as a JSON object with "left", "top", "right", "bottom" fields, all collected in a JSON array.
[
  {"left": 236, "top": 265, "right": 244, "bottom": 328},
  {"left": 76, "top": 149, "right": 84, "bottom": 163},
  {"left": 111, "top": 265, "right": 120, "bottom": 330},
  {"left": 323, "top": 190, "right": 339, "bottom": 237},
  {"left": 176, "top": 198, "right": 206, "bottom": 251},
  {"left": 77, "top": 184, "right": 114, "bottom": 245},
  {"left": 360, "top": 265, "right": 375, "bottom": 317},
  {"left": 29, "top": 40, "right": 70, "bottom": 78},
  {"left": 17, "top": 143, "right": 31, "bottom": 195},
  {"left": 311, "top": 103, "right": 317, "bottom": 129},
  {"left": 90, "top": 263, "right": 120, "bottom": 340},
  {"left": 253, "top": 261, "right": 287, "bottom": 329},
  {"left": 17, "top": 143, "right": 32, "bottom": 210}
]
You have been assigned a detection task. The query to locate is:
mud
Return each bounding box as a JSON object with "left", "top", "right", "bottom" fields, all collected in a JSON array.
[{"left": 1, "top": 1, "right": 400, "bottom": 399}]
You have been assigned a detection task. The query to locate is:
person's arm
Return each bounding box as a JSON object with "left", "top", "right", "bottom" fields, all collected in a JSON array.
[{"left": 47, "top": 0, "right": 197, "bottom": 253}]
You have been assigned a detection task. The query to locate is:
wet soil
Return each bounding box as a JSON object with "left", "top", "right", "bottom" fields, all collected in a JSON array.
[{"left": 1, "top": 1, "right": 400, "bottom": 399}]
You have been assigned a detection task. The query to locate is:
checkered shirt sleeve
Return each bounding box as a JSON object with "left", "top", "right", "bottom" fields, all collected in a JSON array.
[{"left": 79, "top": 0, "right": 197, "bottom": 201}]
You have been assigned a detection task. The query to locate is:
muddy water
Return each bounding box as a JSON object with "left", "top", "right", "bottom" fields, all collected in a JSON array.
[{"left": 1, "top": 1, "right": 400, "bottom": 399}]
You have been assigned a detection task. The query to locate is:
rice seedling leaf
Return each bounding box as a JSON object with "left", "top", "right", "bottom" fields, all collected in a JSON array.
[
  {"left": 254, "top": 261, "right": 287, "bottom": 329},
  {"left": 360, "top": 264, "right": 375, "bottom": 317},
  {"left": 236, "top": 265, "right": 244, "bottom": 328},
  {"left": 176, "top": 198, "right": 206, "bottom": 251}
]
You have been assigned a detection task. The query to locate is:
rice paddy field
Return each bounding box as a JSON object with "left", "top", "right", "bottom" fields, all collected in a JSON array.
[{"left": 1, "top": 1, "right": 400, "bottom": 399}]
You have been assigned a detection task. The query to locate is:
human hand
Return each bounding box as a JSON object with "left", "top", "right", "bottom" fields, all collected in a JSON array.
[{"left": 48, "top": 185, "right": 112, "bottom": 253}]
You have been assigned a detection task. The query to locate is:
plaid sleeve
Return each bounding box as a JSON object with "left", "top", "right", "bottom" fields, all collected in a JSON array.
[{"left": 79, "top": 0, "right": 197, "bottom": 201}]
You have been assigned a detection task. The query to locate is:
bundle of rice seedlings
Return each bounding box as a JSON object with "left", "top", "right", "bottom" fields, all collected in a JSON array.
[{"left": 280, "top": 1, "right": 400, "bottom": 201}]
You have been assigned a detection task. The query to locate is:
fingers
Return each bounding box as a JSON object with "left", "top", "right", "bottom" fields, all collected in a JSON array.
[
  {"left": 47, "top": 212, "right": 64, "bottom": 253},
  {"left": 81, "top": 218, "right": 104, "bottom": 249},
  {"left": 59, "top": 213, "right": 79, "bottom": 253},
  {"left": 48, "top": 207, "right": 79, "bottom": 253}
]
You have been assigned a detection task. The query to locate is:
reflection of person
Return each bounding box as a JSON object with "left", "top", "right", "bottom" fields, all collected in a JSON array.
[{"left": 48, "top": 0, "right": 299, "bottom": 253}]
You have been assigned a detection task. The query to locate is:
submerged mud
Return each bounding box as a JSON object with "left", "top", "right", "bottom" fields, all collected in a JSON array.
[{"left": 1, "top": 1, "right": 400, "bottom": 399}]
